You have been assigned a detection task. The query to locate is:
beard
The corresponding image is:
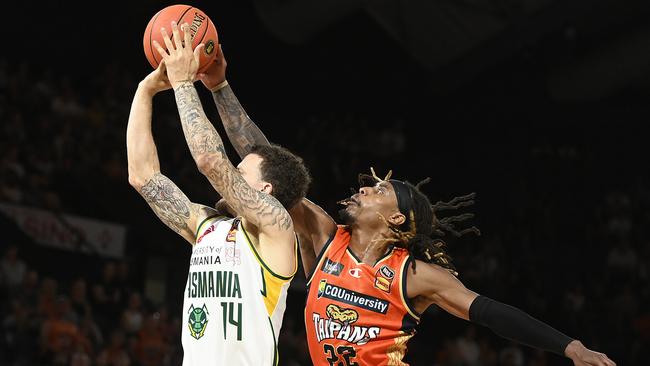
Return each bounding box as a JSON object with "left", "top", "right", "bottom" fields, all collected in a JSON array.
[{"left": 337, "top": 207, "right": 355, "bottom": 225}]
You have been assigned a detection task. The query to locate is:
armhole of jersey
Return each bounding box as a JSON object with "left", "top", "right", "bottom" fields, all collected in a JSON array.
[
  {"left": 305, "top": 229, "right": 337, "bottom": 287},
  {"left": 240, "top": 223, "right": 296, "bottom": 281},
  {"left": 400, "top": 256, "right": 422, "bottom": 321},
  {"left": 194, "top": 214, "right": 226, "bottom": 241}
]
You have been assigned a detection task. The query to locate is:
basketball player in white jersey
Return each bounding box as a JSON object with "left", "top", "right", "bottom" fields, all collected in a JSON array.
[{"left": 127, "top": 22, "right": 311, "bottom": 366}]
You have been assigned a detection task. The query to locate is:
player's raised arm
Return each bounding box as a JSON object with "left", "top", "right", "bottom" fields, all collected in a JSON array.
[
  {"left": 152, "top": 22, "right": 294, "bottom": 243},
  {"left": 126, "top": 62, "right": 215, "bottom": 244},
  {"left": 197, "top": 45, "right": 270, "bottom": 159},
  {"left": 196, "top": 46, "right": 338, "bottom": 276}
]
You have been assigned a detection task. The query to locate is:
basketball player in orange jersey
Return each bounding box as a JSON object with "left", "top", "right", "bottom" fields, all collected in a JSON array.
[{"left": 194, "top": 44, "right": 617, "bottom": 366}]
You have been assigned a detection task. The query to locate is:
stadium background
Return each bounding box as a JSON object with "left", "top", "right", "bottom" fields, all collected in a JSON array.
[{"left": 1, "top": 0, "right": 648, "bottom": 365}]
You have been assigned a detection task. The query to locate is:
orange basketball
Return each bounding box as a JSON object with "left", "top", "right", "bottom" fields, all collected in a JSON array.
[{"left": 143, "top": 4, "right": 218, "bottom": 73}]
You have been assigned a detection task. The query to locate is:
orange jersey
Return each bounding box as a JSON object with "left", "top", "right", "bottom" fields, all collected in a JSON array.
[{"left": 305, "top": 226, "right": 421, "bottom": 366}]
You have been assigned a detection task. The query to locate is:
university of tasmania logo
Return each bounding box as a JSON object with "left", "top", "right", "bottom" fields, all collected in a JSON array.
[{"left": 188, "top": 304, "right": 209, "bottom": 340}]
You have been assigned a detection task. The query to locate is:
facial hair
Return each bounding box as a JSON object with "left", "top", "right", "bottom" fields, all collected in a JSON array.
[{"left": 337, "top": 207, "right": 355, "bottom": 225}]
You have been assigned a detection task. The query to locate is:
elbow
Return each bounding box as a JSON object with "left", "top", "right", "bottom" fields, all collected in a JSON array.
[
  {"left": 128, "top": 167, "right": 154, "bottom": 190},
  {"left": 196, "top": 153, "right": 218, "bottom": 175},
  {"left": 128, "top": 174, "right": 145, "bottom": 190}
]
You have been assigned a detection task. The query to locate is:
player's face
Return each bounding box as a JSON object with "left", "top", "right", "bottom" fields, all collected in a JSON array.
[
  {"left": 237, "top": 153, "right": 269, "bottom": 193},
  {"left": 338, "top": 181, "right": 400, "bottom": 227}
]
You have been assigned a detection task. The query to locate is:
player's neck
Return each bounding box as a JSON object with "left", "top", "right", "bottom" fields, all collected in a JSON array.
[{"left": 348, "top": 227, "right": 393, "bottom": 265}]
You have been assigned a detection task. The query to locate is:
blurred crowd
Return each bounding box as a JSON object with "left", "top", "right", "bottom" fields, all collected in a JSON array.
[{"left": 1, "top": 57, "right": 649, "bottom": 366}]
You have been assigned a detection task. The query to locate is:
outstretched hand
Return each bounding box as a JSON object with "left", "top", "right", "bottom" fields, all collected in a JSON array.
[
  {"left": 565, "top": 340, "right": 616, "bottom": 366},
  {"left": 197, "top": 44, "right": 227, "bottom": 91},
  {"left": 152, "top": 21, "right": 204, "bottom": 88}
]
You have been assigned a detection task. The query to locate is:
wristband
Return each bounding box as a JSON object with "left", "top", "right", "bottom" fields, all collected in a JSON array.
[{"left": 211, "top": 80, "right": 229, "bottom": 92}]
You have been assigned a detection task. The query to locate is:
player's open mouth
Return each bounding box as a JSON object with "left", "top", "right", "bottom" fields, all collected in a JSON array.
[{"left": 337, "top": 197, "right": 359, "bottom": 206}]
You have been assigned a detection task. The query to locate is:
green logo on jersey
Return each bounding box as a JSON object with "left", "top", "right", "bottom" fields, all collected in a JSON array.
[{"left": 188, "top": 304, "right": 209, "bottom": 339}]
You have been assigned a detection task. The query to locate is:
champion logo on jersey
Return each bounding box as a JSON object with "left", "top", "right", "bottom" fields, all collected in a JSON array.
[{"left": 348, "top": 268, "right": 362, "bottom": 278}]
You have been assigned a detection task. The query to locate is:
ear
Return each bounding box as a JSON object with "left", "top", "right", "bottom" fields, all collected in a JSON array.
[
  {"left": 388, "top": 212, "right": 406, "bottom": 227},
  {"left": 261, "top": 182, "right": 273, "bottom": 195}
]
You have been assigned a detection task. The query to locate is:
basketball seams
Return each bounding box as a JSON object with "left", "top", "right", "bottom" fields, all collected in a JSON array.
[
  {"left": 175, "top": 5, "right": 194, "bottom": 50},
  {"left": 149, "top": 5, "right": 193, "bottom": 66},
  {"left": 197, "top": 18, "right": 211, "bottom": 45},
  {"left": 195, "top": 18, "right": 212, "bottom": 73},
  {"left": 181, "top": 10, "right": 214, "bottom": 73},
  {"left": 145, "top": 5, "right": 217, "bottom": 71},
  {"left": 176, "top": 5, "right": 194, "bottom": 28}
]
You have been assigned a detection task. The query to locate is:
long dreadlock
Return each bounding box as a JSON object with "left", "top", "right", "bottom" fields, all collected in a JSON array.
[{"left": 358, "top": 168, "right": 480, "bottom": 276}]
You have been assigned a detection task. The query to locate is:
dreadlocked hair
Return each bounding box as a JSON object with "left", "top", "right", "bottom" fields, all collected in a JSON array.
[{"left": 360, "top": 168, "right": 480, "bottom": 276}]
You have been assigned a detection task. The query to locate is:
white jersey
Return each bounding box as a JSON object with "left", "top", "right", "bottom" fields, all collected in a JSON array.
[{"left": 181, "top": 215, "right": 296, "bottom": 366}]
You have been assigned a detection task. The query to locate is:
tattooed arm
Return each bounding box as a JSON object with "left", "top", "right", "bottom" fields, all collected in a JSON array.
[
  {"left": 197, "top": 44, "right": 337, "bottom": 276},
  {"left": 211, "top": 84, "right": 269, "bottom": 158},
  {"left": 172, "top": 81, "right": 293, "bottom": 238},
  {"left": 196, "top": 45, "right": 270, "bottom": 159},
  {"left": 157, "top": 22, "right": 294, "bottom": 245},
  {"left": 126, "top": 66, "right": 215, "bottom": 244}
]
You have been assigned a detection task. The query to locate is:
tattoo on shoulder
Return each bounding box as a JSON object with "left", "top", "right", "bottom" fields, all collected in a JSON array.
[{"left": 140, "top": 173, "right": 195, "bottom": 235}]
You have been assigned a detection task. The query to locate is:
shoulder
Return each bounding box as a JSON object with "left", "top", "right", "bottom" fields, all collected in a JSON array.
[{"left": 194, "top": 208, "right": 229, "bottom": 240}]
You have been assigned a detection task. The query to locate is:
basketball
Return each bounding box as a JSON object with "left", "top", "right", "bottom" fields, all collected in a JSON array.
[{"left": 143, "top": 4, "right": 218, "bottom": 73}]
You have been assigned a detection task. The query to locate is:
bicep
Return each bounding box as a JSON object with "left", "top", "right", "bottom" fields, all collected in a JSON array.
[
  {"left": 297, "top": 198, "right": 338, "bottom": 256},
  {"left": 432, "top": 279, "right": 479, "bottom": 320},
  {"left": 410, "top": 262, "right": 479, "bottom": 320},
  {"left": 288, "top": 199, "right": 337, "bottom": 276},
  {"left": 137, "top": 172, "right": 214, "bottom": 244}
]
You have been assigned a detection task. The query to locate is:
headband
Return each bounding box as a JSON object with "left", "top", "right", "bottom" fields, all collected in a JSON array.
[{"left": 389, "top": 179, "right": 414, "bottom": 229}]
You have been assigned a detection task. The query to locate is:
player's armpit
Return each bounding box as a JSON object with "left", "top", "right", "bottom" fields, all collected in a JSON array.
[
  {"left": 136, "top": 172, "right": 216, "bottom": 244},
  {"left": 406, "top": 260, "right": 479, "bottom": 320}
]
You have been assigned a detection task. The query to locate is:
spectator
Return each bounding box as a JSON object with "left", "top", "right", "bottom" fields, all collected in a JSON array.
[
  {"left": 499, "top": 342, "right": 525, "bottom": 366},
  {"left": 120, "top": 292, "right": 144, "bottom": 335},
  {"left": 455, "top": 325, "right": 480, "bottom": 366},
  {"left": 39, "top": 295, "right": 87, "bottom": 364},
  {"left": 0, "top": 245, "right": 27, "bottom": 293},
  {"left": 96, "top": 329, "right": 131, "bottom": 366}
]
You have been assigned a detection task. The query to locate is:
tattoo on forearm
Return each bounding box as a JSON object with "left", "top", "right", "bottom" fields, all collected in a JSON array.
[
  {"left": 213, "top": 85, "right": 270, "bottom": 158},
  {"left": 174, "top": 83, "right": 290, "bottom": 232},
  {"left": 204, "top": 159, "right": 292, "bottom": 231},
  {"left": 174, "top": 82, "right": 226, "bottom": 160},
  {"left": 140, "top": 173, "right": 195, "bottom": 235}
]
